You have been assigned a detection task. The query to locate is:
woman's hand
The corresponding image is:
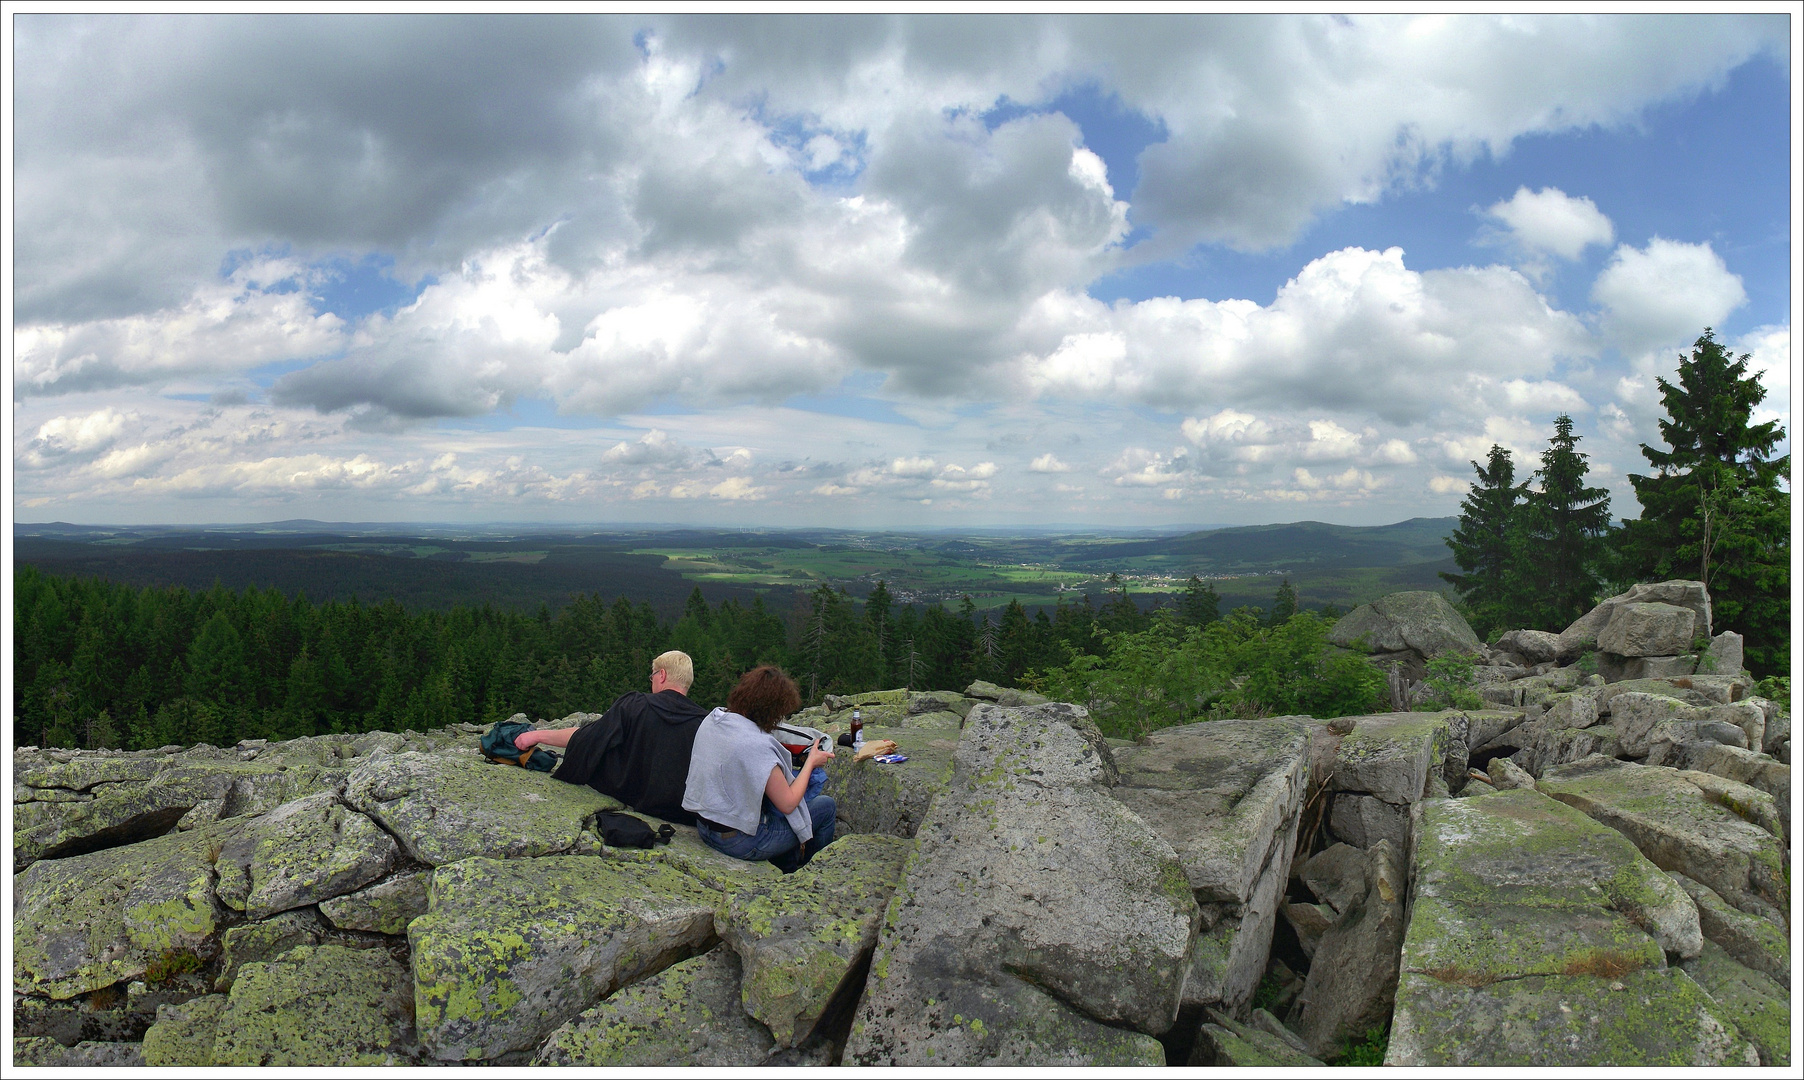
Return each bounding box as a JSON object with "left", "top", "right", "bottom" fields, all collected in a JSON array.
[{"left": 767, "top": 743, "right": 833, "bottom": 814}]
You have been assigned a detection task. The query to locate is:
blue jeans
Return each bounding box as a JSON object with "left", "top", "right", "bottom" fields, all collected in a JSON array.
[{"left": 697, "top": 794, "right": 836, "bottom": 873}]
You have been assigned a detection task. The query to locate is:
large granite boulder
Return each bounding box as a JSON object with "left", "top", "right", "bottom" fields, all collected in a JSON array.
[
  {"left": 213, "top": 793, "right": 398, "bottom": 920},
  {"left": 1288, "top": 839, "right": 1406, "bottom": 1060},
  {"left": 1666, "top": 873, "right": 1790, "bottom": 988},
  {"left": 1324, "top": 711, "right": 1465, "bottom": 847},
  {"left": 1596, "top": 602, "right": 1697, "bottom": 658},
  {"left": 1328, "top": 591, "right": 1482, "bottom": 659},
  {"left": 1111, "top": 719, "right": 1310, "bottom": 1022},
  {"left": 1678, "top": 940, "right": 1790, "bottom": 1067},
  {"left": 343, "top": 751, "right": 622, "bottom": 865},
  {"left": 718, "top": 834, "right": 913, "bottom": 1047},
  {"left": 319, "top": 870, "right": 432, "bottom": 935},
  {"left": 1387, "top": 789, "right": 1760, "bottom": 1066},
  {"left": 845, "top": 702, "right": 1193, "bottom": 1066},
  {"left": 1538, "top": 756, "right": 1787, "bottom": 926},
  {"left": 13, "top": 818, "right": 237, "bottom": 999},
  {"left": 408, "top": 855, "right": 719, "bottom": 1060},
  {"left": 1557, "top": 580, "right": 1711, "bottom": 661},
  {"left": 533, "top": 946, "right": 776, "bottom": 1067}
]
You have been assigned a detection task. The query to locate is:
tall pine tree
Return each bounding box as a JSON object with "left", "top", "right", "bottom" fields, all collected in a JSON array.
[
  {"left": 1440, "top": 444, "right": 1531, "bottom": 638},
  {"left": 1523, "top": 415, "right": 1612, "bottom": 629},
  {"left": 1615, "top": 330, "right": 1789, "bottom": 674}
]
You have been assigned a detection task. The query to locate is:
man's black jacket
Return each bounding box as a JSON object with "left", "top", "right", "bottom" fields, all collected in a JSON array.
[{"left": 551, "top": 689, "right": 706, "bottom": 824}]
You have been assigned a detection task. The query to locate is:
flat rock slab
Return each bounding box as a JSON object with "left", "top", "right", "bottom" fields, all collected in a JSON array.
[
  {"left": 1329, "top": 712, "right": 1454, "bottom": 805},
  {"left": 1111, "top": 718, "right": 1310, "bottom": 905},
  {"left": 1679, "top": 940, "right": 1789, "bottom": 1067},
  {"left": 344, "top": 751, "right": 622, "bottom": 865},
  {"left": 409, "top": 855, "right": 719, "bottom": 1060},
  {"left": 720, "top": 834, "right": 913, "bottom": 1047},
  {"left": 1538, "top": 756, "right": 1788, "bottom": 924},
  {"left": 12, "top": 753, "right": 349, "bottom": 871},
  {"left": 599, "top": 823, "right": 785, "bottom": 894},
  {"left": 534, "top": 945, "right": 775, "bottom": 1066},
  {"left": 1388, "top": 969, "right": 1757, "bottom": 1066},
  {"left": 214, "top": 792, "right": 397, "bottom": 920},
  {"left": 845, "top": 702, "right": 1192, "bottom": 1066},
  {"left": 821, "top": 724, "right": 957, "bottom": 839},
  {"left": 208, "top": 944, "right": 418, "bottom": 1066},
  {"left": 1403, "top": 788, "right": 1701, "bottom": 988},
  {"left": 13, "top": 818, "right": 238, "bottom": 999}
]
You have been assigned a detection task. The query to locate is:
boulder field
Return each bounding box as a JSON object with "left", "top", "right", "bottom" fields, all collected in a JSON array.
[{"left": 11, "top": 583, "right": 1792, "bottom": 1066}]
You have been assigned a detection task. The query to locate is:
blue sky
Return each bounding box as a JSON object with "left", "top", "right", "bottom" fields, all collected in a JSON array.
[{"left": 11, "top": 14, "right": 1794, "bottom": 528}]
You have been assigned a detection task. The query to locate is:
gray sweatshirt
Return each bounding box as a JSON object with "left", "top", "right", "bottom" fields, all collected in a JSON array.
[{"left": 681, "top": 708, "right": 813, "bottom": 842}]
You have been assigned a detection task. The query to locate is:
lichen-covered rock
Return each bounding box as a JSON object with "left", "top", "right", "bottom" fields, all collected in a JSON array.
[
  {"left": 1329, "top": 711, "right": 1457, "bottom": 806},
  {"left": 1494, "top": 628, "right": 1560, "bottom": 664},
  {"left": 1558, "top": 580, "right": 1711, "bottom": 662},
  {"left": 210, "top": 944, "right": 417, "bottom": 1066},
  {"left": 142, "top": 994, "right": 228, "bottom": 1066},
  {"left": 963, "top": 679, "right": 1050, "bottom": 707},
  {"left": 907, "top": 689, "right": 973, "bottom": 717},
  {"left": 1487, "top": 756, "right": 1535, "bottom": 790},
  {"left": 1512, "top": 722, "right": 1620, "bottom": 778},
  {"left": 1405, "top": 788, "right": 1701, "bottom": 977},
  {"left": 846, "top": 702, "right": 1194, "bottom": 1066},
  {"left": 533, "top": 945, "right": 775, "bottom": 1066},
  {"left": 720, "top": 834, "right": 913, "bottom": 1047},
  {"left": 820, "top": 724, "right": 957, "bottom": 838},
  {"left": 1666, "top": 873, "right": 1790, "bottom": 985},
  {"left": 11, "top": 1037, "right": 145, "bottom": 1066},
  {"left": 214, "top": 793, "right": 397, "bottom": 920},
  {"left": 1290, "top": 839, "right": 1406, "bottom": 1060},
  {"left": 1653, "top": 744, "right": 1789, "bottom": 828},
  {"left": 343, "top": 750, "right": 622, "bottom": 865},
  {"left": 215, "top": 908, "right": 330, "bottom": 992},
  {"left": 1538, "top": 756, "right": 1788, "bottom": 924},
  {"left": 1112, "top": 719, "right": 1310, "bottom": 905},
  {"left": 1610, "top": 692, "right": 1708, "bottom": 757},
  {"left": 599, "top": 822, "right": 785, "bottom": 894},
  {"left": 409, "top": 855, "right": 719, "bottom": 1060},
  {"left": 13, "top": 818, "right": 236, "bottom": 999},
  {"left": 1678, "top": 940, "right": 1790, "bottom": 1066},
  {"left": 1328, "top": 591, "right": 1483, "bottom": 659},
  {"left": 319, "top": 869, "right": 432, "bottom": 935},
  {"left": 1387, "top": 969, "right": 1757, "bottom": 1066},
  {"left": 1597, "top": 602, "right": 1696, "bottom": 658},
  {"left": 1192, "top": 1014, "right": 1324, "bottom": 1066},
  {"left": 11, "top": 750, "right": 349, "bottom": 872}
]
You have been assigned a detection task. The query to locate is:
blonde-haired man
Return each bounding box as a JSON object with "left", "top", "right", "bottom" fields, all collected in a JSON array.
[{"left": 519, "top": 650, "right": 707, "bottom": 824}]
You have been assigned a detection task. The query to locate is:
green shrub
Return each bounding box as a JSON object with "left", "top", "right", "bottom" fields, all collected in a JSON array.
[
  {"left": 1337, "top": 1025, "right": 1388, "bottom": 1066},
  {"left": 1419, "top": 653, "right": 1484, "bottom": 711},
  {"left": 145, "top": 948, "right": 203, "bottom": 983}
]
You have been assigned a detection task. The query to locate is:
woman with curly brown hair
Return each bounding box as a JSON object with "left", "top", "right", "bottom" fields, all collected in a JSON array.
[{"left": 682, "top": 665, "right": 837, "bottom": 872}]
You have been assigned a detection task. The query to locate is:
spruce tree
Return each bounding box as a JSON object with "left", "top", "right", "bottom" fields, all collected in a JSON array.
[
  {"left": 1522, "top": 415, "right": 1613, "bottom": 629},
  {"left": 1178, "top": 575, "right": 1221, "bottom": 627},
  {"left": 1616, "top": 329, "right": 1789, "bottom": 674},
  {"left": 1440, "top": 444, "right": 1531, "bottom": 637},
  {"left": 1267, "top": 578, "right": 1298, "bottom": 626}
]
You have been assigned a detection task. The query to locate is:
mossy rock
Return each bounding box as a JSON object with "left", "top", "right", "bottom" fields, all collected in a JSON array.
[
  {"left": 13, "top": 818, "right": 239, "bottom": 999},
  {"left": 721, "top": 834, "right": 914, "bottom": 1047},
  {"left": 1538, "top": 756, "right": 1788, "bottom": 922},
  {"left": 210, "top": 944, "right": 418, "bottom": 1066},
  {"left": 1388, "top": 969, "right": 1758, "bottom": 1066},
  {"left": 319, "top": 869, "right": 432, "bottom": 935},
  {"left": 534, "top": 945, "right": 775, "bottom": 1066},
  {"left": 13, "top": 753, "right": 348, "bottom": 872},
  {"left": 215, "top": 908, "right": 329, "bottom": 992},
  {"left": 409, "top": 855, "right": 719, "bottom": 1061},
  {"left": 214, "top": 792, "right": 398, "bottom": 920},
  {"left": 1679, "top": 940, "right": 1789, "bottom": 1066},
  {"left": 343, "top": 750, "right": 622, "bottom": 865},
  {"left": 1406, "top": 787, "right": 1701, "bottom": 969},
  {"left": 142, "top": 994, "right": 228, "bottom": 1066},
  {"left": 10, "top": 1036, "right": 144, "bottom": 1067},
  {"left": 1330, "top": 711, "right": 1453, "bottom": 804}
]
